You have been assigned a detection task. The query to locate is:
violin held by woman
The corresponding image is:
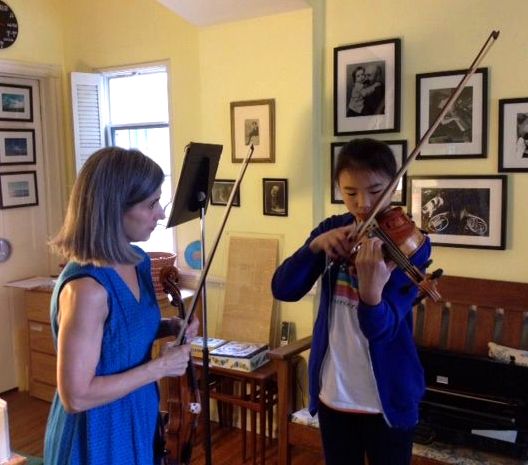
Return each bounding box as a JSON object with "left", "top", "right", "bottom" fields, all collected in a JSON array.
[{"left": 272, "top": 138, "right": 435, "bottom": 465}]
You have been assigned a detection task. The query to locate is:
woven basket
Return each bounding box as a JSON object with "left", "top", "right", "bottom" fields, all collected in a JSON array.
[{"left": 148, "top": 251, "right": 177, "bottom": 299}]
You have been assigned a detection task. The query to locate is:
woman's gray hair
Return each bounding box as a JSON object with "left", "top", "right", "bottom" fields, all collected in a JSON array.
[{"left": 51, "top": 147, "right": 164, "bottom": 266}]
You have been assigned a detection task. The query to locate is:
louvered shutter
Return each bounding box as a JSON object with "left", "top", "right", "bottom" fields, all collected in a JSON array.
[{"left": 70, "top": 72, "right": 106, "bottom": 174}]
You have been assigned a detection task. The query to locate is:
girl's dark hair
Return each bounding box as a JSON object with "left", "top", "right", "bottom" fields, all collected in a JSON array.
[
  {"left": 51, "top": 147, "right": 164, "bottom": 266},
  {"left": 334, "top": 138, "right": 396, "bottom": 185}
]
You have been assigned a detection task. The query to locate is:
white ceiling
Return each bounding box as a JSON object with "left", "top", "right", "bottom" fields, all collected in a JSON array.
[{"left": 157, "top": 0, "right": 311, "bottom": 27}]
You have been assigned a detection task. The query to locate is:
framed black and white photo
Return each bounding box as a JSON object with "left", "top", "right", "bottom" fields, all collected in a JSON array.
[
  {"left": 210, "top": 179, "right": 240, "bottom": 206},
  {"left": 409, "top": 175, "right": 506, "bottom": 249},
  {"left": 0, "top": 83, "right": 33, "bottom": 122},
  {"left": 230, "top": 99, "right": 275, "bottom": 163},
  {"left": 330, "top": 140, "right": 407, "bottom": 205},
  {"left": 0, "top": 129, "right": 35, "bottom": 165},
  {"left": 263, "top": 178, "right": 288, "bottom": 216},
  {"left": 498, "top": 97, "right": 528, "bottom": 172},
  {"left": 334, "top": 38, "right": 400, "bottom": 136},
  {"left": 0, "top": 171, "right": 38, "bottom": 209},
  {"left": 416, "top": 68, "right": 487, "bottom": 159}
]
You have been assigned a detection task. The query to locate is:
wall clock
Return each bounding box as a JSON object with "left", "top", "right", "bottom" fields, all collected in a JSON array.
[{"left": 0, "top": 1, "right": 18, "bottom": 49}]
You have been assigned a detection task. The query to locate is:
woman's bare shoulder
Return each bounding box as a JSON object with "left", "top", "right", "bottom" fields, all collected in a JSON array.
[{"left": 60, "top": 277, "right": 108, "bottom": 315}]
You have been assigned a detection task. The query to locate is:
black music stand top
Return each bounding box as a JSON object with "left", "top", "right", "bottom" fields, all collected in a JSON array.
[{"left": 166, "top": 142, "right": 222, "bottom": 228}]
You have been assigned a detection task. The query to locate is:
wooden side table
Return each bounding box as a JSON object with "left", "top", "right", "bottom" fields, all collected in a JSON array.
[{"left": 193, "top": 358, "right": 277, "bottom": 465}]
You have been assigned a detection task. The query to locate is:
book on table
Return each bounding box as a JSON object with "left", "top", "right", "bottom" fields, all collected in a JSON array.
[
  {"left": 209, "top": 341, "right": 269, "bottom": 372},
  {"left": 190, "top": 336, "right": 227, "bottom": 358}
]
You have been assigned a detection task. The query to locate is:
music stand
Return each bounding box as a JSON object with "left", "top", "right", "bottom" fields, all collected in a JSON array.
[{"left": 166, "top": 141, "right": 222, "bottom": 465}]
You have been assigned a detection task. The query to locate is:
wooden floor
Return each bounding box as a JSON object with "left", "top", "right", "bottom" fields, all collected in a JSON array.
[{"left": 2, "top": 389, "right": 324, "bottom": 465}]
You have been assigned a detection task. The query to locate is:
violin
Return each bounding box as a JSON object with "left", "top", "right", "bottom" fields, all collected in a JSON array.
[
  {"left": 160, "top": 265, "right": 201, "bottom": 465},
  {"left": 350, "top": 206, "right": 442, "bottom": 302}
]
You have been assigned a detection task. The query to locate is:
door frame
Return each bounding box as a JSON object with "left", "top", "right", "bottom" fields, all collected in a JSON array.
[{"left": 0, "top": 60, "right": 66, "bottom": 390}]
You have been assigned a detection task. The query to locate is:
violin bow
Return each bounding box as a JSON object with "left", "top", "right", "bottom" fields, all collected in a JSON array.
[
  {"left": 353, "top": 30, "right": 500, "bottom": 241},
  {"left": 173, "top": 144, "right": 255, "bottom": 345}
]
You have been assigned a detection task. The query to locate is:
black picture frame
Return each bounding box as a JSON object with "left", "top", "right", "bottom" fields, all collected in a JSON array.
[
  {"left": 210, "top": 179, "right": 240, "bottom": 206},
  {"left": 408, "top": 175, "right": 507, "bottom": 250},
  {"left": 0, "top": 170, "right": 39, "bottom": 209},
  {"left": 0, "top": 83, "right": 33, "bottom": 122},
  {"left": 230, "top": 99, "right": 275, "bottom": 163},
  {"left": 0, "top": 128, "right": 36, "bottom": 165},
  {"left": 330, "top": 140, "right": 407, "bottom": 206},
  {"left": 263, "top": 178, "right": 288, "bottom": 216},
  {"left": 415, "top": 68, "right": 488, "bottom": 159},
  {"left": 498, "top": 97, "right": 528, "bottom": 172},
  {"left": 334, "top": 38, "right": 400, "bottom": 136}
]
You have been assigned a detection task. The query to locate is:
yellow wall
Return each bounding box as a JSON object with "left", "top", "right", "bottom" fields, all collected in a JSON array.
[
  {"left": 0, "top": 0, "right": 64, "bottom": 64},
  {"left": 191, "top": 10, "right": 314, "bottom": 338},
  {"left": 325, "top": 0, "right": 528, "bottom": 282},
  {"left": 60, "top": 0, "right": 202, "bottom": 182},
  {"left": 2, "top": 0, "right": 528, "bottom": 344}
]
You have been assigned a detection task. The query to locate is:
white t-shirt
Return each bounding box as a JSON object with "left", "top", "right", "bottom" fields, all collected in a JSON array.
[{"left": 319, "top": 266, "right": 382, "bottom": 413}]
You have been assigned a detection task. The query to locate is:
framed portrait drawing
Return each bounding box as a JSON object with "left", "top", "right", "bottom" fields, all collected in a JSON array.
[
  {"left": 334, "top": 38, "right": 400, "bottom": 136},
  {"left": 210, "top": 179, "right": 240, "bottom": 206},
  {"left": 0, "top": 83, "right": 33, "bottom": 122},
  {"left": 0, "top": 171, "right": 39, "bottom": 209},
  {"left": 416, "top": 68, "right": 488, "bottom": 159},
  {"left": 263, "top": 178, "right": 288, "bottom": 216},
  {"left": 230, "top": 99, "right": 275, "bottom": 163},
  {"left": 409, "top": 175, "right": 506, "bottom": 250},
  {"left": 330, "top": 140, "right": 407, "bottom": 205},
  {"left": 0, "top": 129, "right": 35, "bottom": 165},
  {"left": 498, "top": 97, "right": 528, "bottom": 172}
]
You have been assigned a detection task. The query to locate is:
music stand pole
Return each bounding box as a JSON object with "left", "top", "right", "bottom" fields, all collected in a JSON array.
[{"left": 198, "top": 203, "right": 213, "bottom": 465}]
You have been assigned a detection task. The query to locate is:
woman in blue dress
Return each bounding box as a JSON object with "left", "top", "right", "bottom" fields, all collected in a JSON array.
[{"left": 44, "top": 147, "right": 199, "bottom": 465}]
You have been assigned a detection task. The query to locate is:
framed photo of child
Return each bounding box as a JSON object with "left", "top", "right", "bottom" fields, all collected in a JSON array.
[{"left": 334, "top": 38, "right": 401, "bottom": 136}]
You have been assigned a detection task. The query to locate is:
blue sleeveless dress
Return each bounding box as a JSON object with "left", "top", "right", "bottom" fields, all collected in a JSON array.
[{"left": 44, "top": 247, "right": 162, "bottom": 465}]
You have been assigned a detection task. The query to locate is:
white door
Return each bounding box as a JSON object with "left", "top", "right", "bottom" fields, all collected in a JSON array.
[{"left": 0, "top": 76, "right": 49, "bottom": 393}]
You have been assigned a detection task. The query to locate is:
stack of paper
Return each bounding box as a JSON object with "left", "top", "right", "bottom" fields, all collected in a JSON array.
[{"left": 0, "top": 398, "right": 11, "bottom": 464}]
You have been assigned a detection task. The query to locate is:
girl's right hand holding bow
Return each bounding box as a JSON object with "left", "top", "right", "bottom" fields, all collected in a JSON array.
[{"left": 309, "top": 224, "right": 358, "bottom": 262}]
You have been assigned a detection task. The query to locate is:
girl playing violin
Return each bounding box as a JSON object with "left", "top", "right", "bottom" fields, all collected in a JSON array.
[
  {"left": 44, "top": 147, "right": 199, "bottom": 465},
  {"left": 272, "top": 138, "right": 431, "bottom": 465}
]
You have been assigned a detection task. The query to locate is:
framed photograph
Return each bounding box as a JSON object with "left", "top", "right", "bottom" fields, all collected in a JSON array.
[
  {"left": 334, "top": 38, "right": 400, "bottom": 135},
  {"left": 0, "top": 171, "right": 39, "bottom": 209},
  {"left": 409, "top": 175, "right": 506, "bottom": 250},
  {"left": 0, "top": 129, "right": 36, "bottom": 165},
  {"left": 416, "top": 68, "right": 488, "bottom": 159},
  {"left": 0, "top": 83, "right": 33, "bottom": 122},
  {"left": 498, "top": 97, "right": 528, "bottom": 172},
  {"left": 230, "top": 99, "right": 275, "bottom": 163},
  {"left": 263, "top": 178, "right": 288, "bottom": 216},
  {"left": 330, "top": 140, "right": 407, "bottom": 205},
  {"left": 210, "top": 179, "right": 240, "bottom": 206}
]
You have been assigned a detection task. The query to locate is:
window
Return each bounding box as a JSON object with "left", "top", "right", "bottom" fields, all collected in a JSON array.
[{"left": 71, "top": 65, "right": 174, "bottom": 253}]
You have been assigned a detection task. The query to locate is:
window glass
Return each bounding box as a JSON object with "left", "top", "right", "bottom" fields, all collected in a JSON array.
[
  {"left": 108, "top": 72, "right": 169, "bottom": 124},
  {"left": 107, "top": 69, "right": 173, "bottom": 252}
]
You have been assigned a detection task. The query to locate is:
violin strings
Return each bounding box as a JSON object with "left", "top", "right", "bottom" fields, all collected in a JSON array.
[{"left": 372, "top": 228, "right": 423, "bottom": 282}]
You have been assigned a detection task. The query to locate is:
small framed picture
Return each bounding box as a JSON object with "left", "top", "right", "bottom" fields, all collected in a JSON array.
[
  {"left": 416, "top": 68, "right": 488, "bottom": 159},
  {"left": 230, "top": 99, "right": 275, "bottom": 163},
  {"left": 409, "top": 175, "right": 507, "bottom": 250},
  {"left": 498, "top": 97, "right": 528, "bottom": 172},
  {"left": 0, "top": 171, "right": 39, "bottom": 209},
  {"left": 0, "top": 83, "right": 33, "bottom": 122},
  {"left": 263, "top": 178, "right": 288, "bottom": 216},
  {"left": 334, "top": 38, "right": 400, "bottom": 135},
  {"left": 330, "top": 140, "right": 407, "bottom": 205},
  {"left": 0, "top": 129, "right": 36, "bottom": 165},
  {"left": 210, "top": 179, "right": 240, "bottom": 206}
]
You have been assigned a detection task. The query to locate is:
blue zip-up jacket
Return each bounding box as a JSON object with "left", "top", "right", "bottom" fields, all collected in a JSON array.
[{"left": 271, "top": 213, "right": 430, "bottom": 429}]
